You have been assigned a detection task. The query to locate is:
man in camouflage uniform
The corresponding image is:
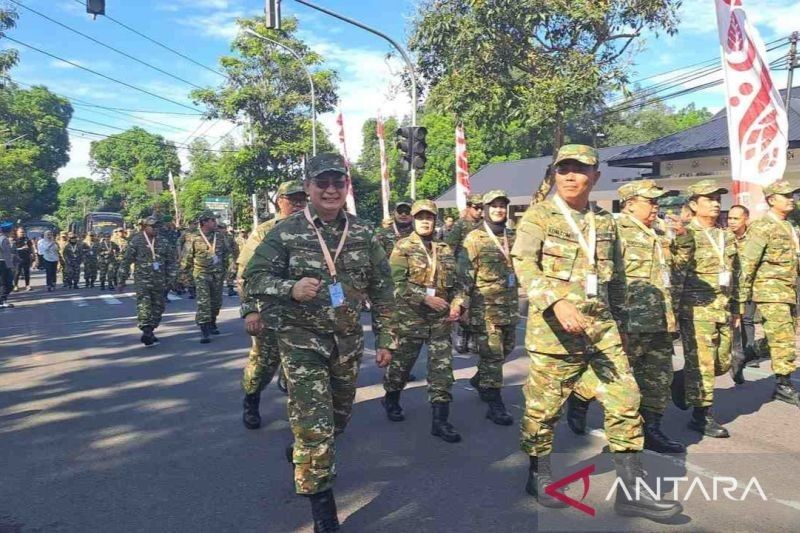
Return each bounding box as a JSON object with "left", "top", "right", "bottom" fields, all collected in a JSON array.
[
  {"left": 461, "top": 190, "right": 518, "bottom": 426},
  {"left": 177, "top": 221, "right": 197, "bottom": 299},
  {"left": 108, "top": 229, "right": 126, "bottom": 288},
  {"left": 727, "top": 204, "right": 757, "bottom": 380},
  {"left": 382, "top": 199, "right": 463, "bottom": 443},
  {"left": 243, "top": 153, "right": 395, "bottom": 531},
  {"left": 218, "top": 222, "right": 238, "bottom": 297},
  {"left": 62, "top": 232, "right": 83, "bottom": 289},
  {"left": 57, "top": 231, "right": 69, "bottom": 287},
  {"left": 181, "top": 211, "right": 229, "bottom": 343},
  {"left": 97, "top": 233, "right": 119, "bottom": 290},
  {"left": 567, "top": 181, "right": 685, "bottom": 454},
  {"left": 511, "top": 145, "right": 680, "bottom": 519},
  {"left": 671, "top": 180, "right": 735, "bottom": 438},
  {"left": 238, "top": 180, "right": 307, "bottom": 430},
  {"left": 158, "top": 216, "right": 181, "bottom": 301},
  {"left": 81, "top": 232, "right": 100, "bottom": 288},
  {"left": 736, "top": 180, "right": 800, "bottom": 405},
  {"left": 376, "top": 200, "right": 414, "bottom": 257},
  {"left": 117, "top": 217, "right": 178, "bottom": 346}
]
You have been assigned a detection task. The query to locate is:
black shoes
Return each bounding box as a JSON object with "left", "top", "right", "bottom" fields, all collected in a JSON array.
[
  {"left": 612, "top": 452, "right": 683, "bottom": 521},
  {"left": 200, "top": 324, "right": 211, "bottom": 344},
  {"left": 687, "top": 406, "right": 729, "bottom": 438},
  {"left": 382, "top": 391, "right": 405, "bottom": 422},
  {"left": 525, "top": 455, "right": 568, "bottom": 508},
  {"left": 140, "top": 326, "right": 156, "bottom": 346},
  {"left": 641, "top": 410, "right": 685, "bottom": 454},
  {"left": 309, "top": 489, "right": 340, "bottom": 533},
  {"left": 773, "top": 375, "right": 800, "bottom": 406},
  {"left": 485, "top": 388, "right": 513, "bottom": 425},
  {"left": 242, "top": 392, "right": 261, "bottom": 429},
  {"left": 566, "top": 394, "right": 591, "bottom": 435},
  {"left": 210, "top": 322, "right": 220, "bottom": 335},
  {"left": 431, "top": 403, "right": 461, "bottom": 443}
]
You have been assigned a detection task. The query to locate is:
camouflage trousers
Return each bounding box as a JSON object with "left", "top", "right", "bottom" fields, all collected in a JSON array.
[
  {"left": 135, "top": 281, "right": 166, "bottom": 330},
  {"left": 573, "top": 332, "right": 675, "bottom": 414},
  {"left": 241, "top": 327, "right": 282, "bottom": 395},
  {"left": 474, "top": 320, "right": 517, "bottom": 389},
  {"left": 98, "top": 259, "right": 117, "bottom": 285},
  {"left": 520, "top": 346, "right": 643, "bottom": 456},
  {"left": 758, "top": 303, "right": 797, "bottom": 376},
  {"left": 83, "top": 260, "right": 98, "bottom": 282},
  {"left": 194, "top": 272, "right": 224, "bottom": 324},
  {"left": 63, "top": 262, "right": 81, "bottom": 286},
  {"left": 678, "top": 319, "right": 731, "bottom": 408},
  {"left": 383, "top": 325, "right": 454, "bottom": 403},
  {"left": 279, "top": 328, "right": 364, "bottom": 495}
]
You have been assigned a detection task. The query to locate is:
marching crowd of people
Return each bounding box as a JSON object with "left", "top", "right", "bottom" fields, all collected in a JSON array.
[{"left": 5, "top": 145, "right": 800, "bottom": 531}]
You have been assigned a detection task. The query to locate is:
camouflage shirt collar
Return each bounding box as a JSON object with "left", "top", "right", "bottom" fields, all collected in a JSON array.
[{"left": 307, "top": 204, "right": 346, "bottom": 228}]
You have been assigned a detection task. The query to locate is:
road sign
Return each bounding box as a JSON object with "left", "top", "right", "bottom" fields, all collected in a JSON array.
[{"left": 203, "top": 196, "right": 233, "bottom": 226}]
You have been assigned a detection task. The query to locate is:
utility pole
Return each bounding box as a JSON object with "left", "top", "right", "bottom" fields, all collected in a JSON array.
[{"left": 787, "top": 32, "right": 798, "bottom": 107}]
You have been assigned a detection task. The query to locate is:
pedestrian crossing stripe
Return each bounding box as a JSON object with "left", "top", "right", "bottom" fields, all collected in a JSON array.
[{"left": 100, "top": 294, "right": 122, "bottom": 305}]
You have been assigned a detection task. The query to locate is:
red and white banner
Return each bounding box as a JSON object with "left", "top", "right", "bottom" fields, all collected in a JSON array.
[
  {"left": 376, "top": 118, "right": 391, "bottom": 221},
  {"left": 715, "top": 0, "right": 788, "bottom": 212},
  {"left": 336, "top": 112, "right": 357, "bottom": 215},
  {"left": 455, "top": 123, "right": 471, "bottom": 212}
]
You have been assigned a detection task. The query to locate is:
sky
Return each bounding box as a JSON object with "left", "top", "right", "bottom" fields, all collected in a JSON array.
[{"left": 1, "top": 0, "right": 797, "bottom": 183}]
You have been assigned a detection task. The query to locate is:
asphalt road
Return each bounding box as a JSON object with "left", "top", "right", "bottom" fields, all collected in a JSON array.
[{"left": 2, "top": 272, "right": 800, "bottom": 532}]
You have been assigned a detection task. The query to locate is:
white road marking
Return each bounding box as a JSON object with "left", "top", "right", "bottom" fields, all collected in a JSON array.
[
  {"left": 70, "top": 296, "right": 88, "bottom": 307},
  {"left": 100, "top": 294, "right": 122, "bottom": 305}
]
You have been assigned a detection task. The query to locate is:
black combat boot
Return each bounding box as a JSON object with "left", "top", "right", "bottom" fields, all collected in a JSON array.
[
  {"left": 485, "top": 388, "right": 513, "bottom": 425},
  {"left": 308, "top": 489, "right": 340, "bottom": 533},
  {"left": 688, "top": 406, "right": 729, "bottom": 438},
  {"left": 84, "top": 280, "right": 90, "bottom": 288},
  {"left": 670, "top": 369, "right": 688, "bottom": 410},
  {"left": 200, "top": 324, "right": 211, "bottom": 344},
  {"left": 210, "top": 321, "right": 220, "bottom": 335},
  {"left": 566, "top": 393, "right": 591, "bottom": 435},
  {"left": 431, "top": 403, "right": 461, "bottom": 443},
  {"left": 612, "top": 452, "right": 683, "bottom": 521},
  {"left": 729, "top": 352, "right": 746, "bottom": 385},
  {"left": 641, "top": 410, "right": 685, "bottom": 454},
  {"left": 140, "top": 326, "right": 155, "bottom": 346},
  {"left": 242, "top": 392, "right": 261, "bottom": 429},
  {"left": 773, "top": 375, "right": 800, "bottom": 406},
  {"left": 382, "top": 391, "right": 405, "bottom": 422},
  {"left": 188, "top": 287, "right": 195, "bottom": 299},
  {"left": 227, "top": 286, "right": 237, "bottom": 297},
  {"left": 525, "top": 455, "right": 568, "bottom": 508}
]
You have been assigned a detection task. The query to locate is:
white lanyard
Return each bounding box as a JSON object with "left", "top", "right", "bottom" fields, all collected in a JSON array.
[
  {"left": 69, "top": 244, "right": 78, "bottom": 254},
  {"left": 419, "top": 238, "right": 438, "bottom": 287},
  {"left": 625, "top": 215, "right": 667, "bottom": 271},
  {"left": 700, "top": 225, "right": 725, "bottom": 268},
  {"left": 768, "top": 212, "right": 800, "bottom": 255},
  {"left": 199, "top": 231, "right": 217, "bottom": 254},
  {"left": 143, "top": 232, "right": 157, "bottom": 260},
  {"left": 393, "top": 222, "right": 400, "bottom": 237},
  {"left": 483, "top": 221, "right": 511, "bottom": 265},
  {"left": 554, "top": 195, "right": 596, "bottom": 269},
  {"left": 303, "top": 206, "right": 350, "bottom": 280}
]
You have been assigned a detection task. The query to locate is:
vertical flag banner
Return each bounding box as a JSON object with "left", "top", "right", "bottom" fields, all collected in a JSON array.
[
  {"left": 336, "top": 112, "right": 357, "bottom": 215},
  {"left": 715, "top": 0, "right": 789, "bottom": 212},
  {"left": 167, "top": 171, "right": 181, "bottom": 226},
  {"left": 376, "top": 118, "right": 391, "bottom": 221},
  {"left": 455, "top": 123, "right": 471, "bottom": 212}
]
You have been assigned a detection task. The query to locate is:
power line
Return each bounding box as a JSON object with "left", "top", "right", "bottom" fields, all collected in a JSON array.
[
  {"left": 209, "top": 124, "right": 241, "bottom": 148},
  {"left": 3, "top": 36, "right": 203, "bottom": 113},
  {"left": 71, "top": 0, "right": 226, "bottom": 79},
  {"left": 8, "top": 0, "right": 206, "bottom": 90},
  {"left": 67, "top": 126, "right": 239, "bottom": 153}
]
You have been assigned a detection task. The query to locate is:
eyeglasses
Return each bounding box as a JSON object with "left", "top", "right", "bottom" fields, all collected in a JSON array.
[
  {"left": 396, "top": 208, "right": 411, "bottom": 215},
  {"left": 634, "top": 197, "right": 659, "bottom": 206},
  {"left": 312, "top": 177, "right": 347, "bottom": 190},
  {"left": 469, "top": 204, "right": 484, "bottom": 210}
]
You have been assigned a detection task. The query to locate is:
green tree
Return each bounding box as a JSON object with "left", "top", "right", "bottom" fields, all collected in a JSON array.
[
  {"left": 55, "top": 177, "right": 107, "bottom": 228},
  {"left": 605, "top": 102, "right": 713, "bottom": 146},
  {"left": 0, "top": 7, "right": 19, "bottom": 78}
]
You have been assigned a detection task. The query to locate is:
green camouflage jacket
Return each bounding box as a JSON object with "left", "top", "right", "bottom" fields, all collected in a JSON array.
[
  {"left": 376, "top": 222, "right": 413, "bottom": 258},
  {"left": 613, "top": 215, "right": 677, "bottom": 334},
  {"left": 511, "top": 199, "right": 624, "bottom": 355},
  {"left": 243, "top": 206, "right": 397, "bottom": 349},
  {"left": 81, "top": 241, "right": 100, "bottom": 267},
  {"left": 461, "top": 224, "right": 519, "bottom": 327},
  {"left": 238, "top": 216, "right": 285, "bottom": 319},
  {"left": 62, "top": 242, "right": 83, "bottom": 265},
  {"left": 444, "top": 218, "right": 482, "bottom": 258},
  {"left": 736, "top": 213, "right": 799, "bottom": 307},
  {"left": 390, "top": 232, "right": 462, "bottom": 337},
  {"left": 671, "top": 218, "right": 737, "bottom": 323},
  {"left": 117, "top": 232, "right": 178, "bottom": 286},
  {"left": 180, "top": 229, "right": 230, "bottom": 279},
  {"left": 97, "top": 240, "right": 119, "bottom": 264}
]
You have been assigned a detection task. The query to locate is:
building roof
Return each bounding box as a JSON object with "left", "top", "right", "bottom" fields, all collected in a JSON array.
[
  {"left": 609, "top": 86, "right": 800, "bottom": 166},
  {"left": 434, "top": 144, "right": 648, "bottom": 207}
]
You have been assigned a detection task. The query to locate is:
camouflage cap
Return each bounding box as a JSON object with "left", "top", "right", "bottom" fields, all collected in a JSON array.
[
  {"left": 306, "top": 152, "right": 347, "bottom": 179},
  {"left": 686, "top": 179, "right": 728, "bottom": 197},
  {"left": 197, "top": 210, "right": 217, "bottom": 222},
  {"left": 411, "top": 199, "right": 438, "bottom": 216},
  {"left": 483, "top": 189, "right": 510, "bottom": 205},
  {"left": 141, "top": 216, "right": 159, "bottom": 226},
  {"left": 553, "top": 144, "right": 599, "bottom": 166},
  {"left": 618, "top": 179, "right": 675, "bottom": 202},
  {"left": 763, "top": 180, "right": 800, "bottom": 197},
  {"left": 277, "top": 179, "right": 305, "bottom": 196},
  {"left": 395, "top": 199, "right": 413, "bottom": 210},
  {"left": 466, "top": 193, "right": 484, "bottom": 206}
]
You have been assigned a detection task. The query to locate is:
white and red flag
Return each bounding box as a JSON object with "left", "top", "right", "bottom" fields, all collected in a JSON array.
[
  {"left": 715, "top": 0, "right": 789, "bottom": 212},
  {"left": 376, "top": 118, "right": 391, "bottom": 220},
  {"left": 336, "top": 112, "right": 357, "bottom": 215},
  {"left": 455, "top": 123, "right": 471, "bottom": 212}
]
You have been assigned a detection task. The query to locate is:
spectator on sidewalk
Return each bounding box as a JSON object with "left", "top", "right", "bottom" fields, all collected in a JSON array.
[
  {"left": 0, "top": 222, "right": 16, "bottom": 308},
  {"left": 13, "top": 227, "right": 34, "bottom": 291},
  {"left": 37, "top": 230, "right": 59, "bottom": 292}
]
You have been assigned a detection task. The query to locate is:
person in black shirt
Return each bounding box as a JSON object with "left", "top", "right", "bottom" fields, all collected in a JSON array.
[{"left": 13, "top": 227, "right": 34, "bottom": 291}]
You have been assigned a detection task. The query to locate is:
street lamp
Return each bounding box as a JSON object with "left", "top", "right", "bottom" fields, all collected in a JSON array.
[{"left": 243, "top": 28, "right": 317, "bottom": 157}]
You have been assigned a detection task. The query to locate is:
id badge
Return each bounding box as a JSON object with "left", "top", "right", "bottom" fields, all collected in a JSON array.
[
  {"left": 585, "top": 272, "right": 598, "bottom": 297},
  {"left": 507, "top": 273, "right": 517, "bottom": 288},
  {"left": 426, "top": 287, "right": 437, "bottom": 297},
  {"left": 329, "top": 282, "right": 345, "bottom": 308},
  {"left": 152, "top": 261, "right": 161, "bottom": 271},
  {"left": 212, "top": 254, "right": 221, "bottom": 265},
  {"left": 718, "top": 270, "right": 731, "bottom": 288},
  {"left": 661, "top": 270, "right": 671, "bottom": 288}
]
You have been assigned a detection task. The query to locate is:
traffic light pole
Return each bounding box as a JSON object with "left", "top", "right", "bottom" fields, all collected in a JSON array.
[{"left": 290, "top": 0, "right": 419, "bottom": 198}]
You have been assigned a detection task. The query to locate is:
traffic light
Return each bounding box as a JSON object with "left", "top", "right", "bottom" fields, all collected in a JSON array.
[
  {"left": 396, "top": 126, "right": 428, "bottom": 171},
  {"left": 266, "top": 0, "right": 281, "bottom": 30},
  {"left": 86, "top": 0, "right": 105, "bottom": 17}
]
